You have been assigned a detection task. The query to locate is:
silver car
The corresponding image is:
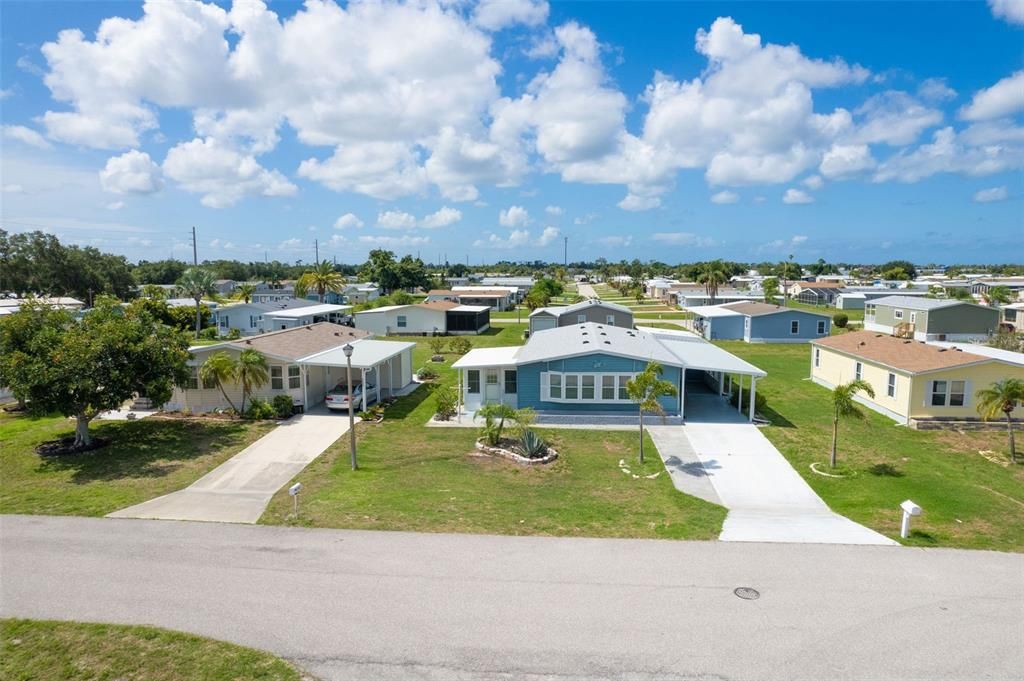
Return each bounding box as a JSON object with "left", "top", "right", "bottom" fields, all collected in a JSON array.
[{"left": 325, "top": 382, "right": 376, "bottom": 411}]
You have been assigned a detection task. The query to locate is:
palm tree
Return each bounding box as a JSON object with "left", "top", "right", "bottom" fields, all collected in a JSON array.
[
  {"left": 696, "top": 260, "right": 729, "bottom": 305},
  {"left": 626, "top": 362, "right": 678, "bottom": 463},
  {"left": 236, "top": 349, "right": 270, "bottom": 414},
  {"left": 294, "top": 261, "right": 344, "bottom": 302},
  {"left": 778, "top": 257, "right": 802, "bottom": 306},
  {"left": 829, "top": 379, "right": 875, "bottom": 468},
  {"left": 176, "top": 268, "right": 217, "bottom": 338},
  {"left": 983, "top": 285, "right": 1012, "bottom": 307},
  {"left": 474, "top": 403, "right": 520, "bottom": 446},
  {"left": 236, "top": 282, "right": 256, "bottom": 304},
  {"left": 976, "top": 378, "right": 1024, "bottom": 463},
  {"left": 199, "top": 351, "right": 239, "bottom": 413}
]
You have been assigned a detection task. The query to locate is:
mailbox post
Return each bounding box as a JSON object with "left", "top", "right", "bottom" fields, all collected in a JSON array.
[
  {"left": 900, "top": 499, "right": 921, "bottom": 538},
  {"left": 289, "top": 482, "right": 303, "bottom": 516}
]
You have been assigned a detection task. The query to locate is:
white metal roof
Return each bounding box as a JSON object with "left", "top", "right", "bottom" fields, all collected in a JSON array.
[
  {"left": 265, "top": 303, "right": 352, "bottom": 318},
  {"left": 515, "top": 323, "right": 682, "bottom": 366},
  {"left": 683, "top": 304, "right": 742, "bottom": 318},
  {"left": 353, "top": 305, "right": 411, "bottom": 315},
  {"left": 297, "top": 339, "right": 415, "bottom": 368},
  {"left": 928, "top": 342, "right": 1024, "bottom": 367},
  {"left": 451, "top": 305, "right": 491, "bottom": 312},
  {"left": 868, "top": 296, "right": 967, "bottom": 311},
  {"left": 452, "top": 346, "right": 522, "bottom": 369},
  {"left": 529, "top": 298, "right": 633, "bottom": 318},
  {"left": 638, "top": 327, "right": 768, "bottom": 377}
]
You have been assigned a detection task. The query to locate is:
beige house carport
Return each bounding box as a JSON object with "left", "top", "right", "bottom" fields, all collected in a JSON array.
[{"left": 298, "top": 339, "right": 416, "bottom": 408}]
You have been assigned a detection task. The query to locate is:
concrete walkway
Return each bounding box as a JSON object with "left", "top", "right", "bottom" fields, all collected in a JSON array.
[
  {"left": 109, "top": 407, "right": 353, "bottom": 524},
  {"left": 577, "top": 282, "right": 598, "bottom": 299},
  {"left": 649, "top": 393, "right": 896, "bottom": 545}
]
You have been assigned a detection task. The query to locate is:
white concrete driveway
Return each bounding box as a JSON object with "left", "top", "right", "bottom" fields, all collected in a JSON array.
[
  {"left": 650, "top": 392, "right": 896, "bottom": 545},
  {"left": 109, "top": 407, "right": 353, "bottom": 524}
]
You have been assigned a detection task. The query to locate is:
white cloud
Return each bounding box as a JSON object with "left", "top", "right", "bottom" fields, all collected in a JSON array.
[
  {"left": 973, "top": 186, "right": 1009, "bottom": 203},
  {"left": 421, "top": 206, "right": 463, "bottom": 228},
  {"left": 499, "top": 205, "right": 530, "bottom": 227},
  {"left": 279, "top": 237, "right": 303, "bottom": 250},
  {"left": 359, "top": 235, "right": 429, "bottom": 249},
  {"left": 298, "top": 142, "right": 427, "bottom": 200},
  {"left": 874, "top": 126, "right": 1024, "bottom": 182},
  {"left": 819, "top": 144, "right": 876, "bottom": 179},
  {"left": 100, "top": 150, "right": 163, "bottom": 194},
  {"left": 802, "top": 175, "right": 824, "bottom": 190},
  {"left": 2, "top": 125, "right": 52, "bottom": 149},
  {"left": 536, "top": 226, "right": 560, "bottom": 246},
  {"left": 473, "top": 0, "right": 549, "bottom": 31},
  {"left": 105, "top": 201, "right": 124, "bottom": 211},
  {"left": 852, "top": 91, "right": 943, "bottom": 146},
  {"left": 960, "top": 70, "right": 1024, "bottom": 121},
  {"left": 377, "top": 206, "right": 462, "bottom": 230},
  {"left": 3, "top": 184, "right": 26, "bottom": 194},
  {"left": 545, "top": 205, "right": 563, "bottom": 215},
  {"left": 618, "top": 193, "right": 661, "bottom": 211},
  {"left": 333, "top": 213, "right": 364, "bottom": 230},
  {"left": 917, "top": 77, "right": 956, "bottom": 102},
  {"left": 710, "top": 190, "right": 739, "bottom": 204},
  {"left": 989, "top": 0, "right": 1024, "bottom": 25},
  {"left": 0, "top": 88, "right": 13, "bottom": 100},
  {"left": 791, "top": 235, "right": 808, "bottom": 245},
  {"left": 596, "top": 235, "right": 632, "bottom": 247},
  {"left": 163, "top": 137, "right": 296, "bottom": 208},
  {"left": 574, "top": 213, "right": 597, "bottom": 225},
  {"left": 209, "top": 238, "right": 236, "bottom": 250},
  {"left": 473, "top": 229, "right": 531, "bottom": 249},
  {"left": 782, "top": 188, "right": 814, "bottom": 204},
  {"left": 651, "top": 232, "right": 714, "bottom": 247},
  {"left": 327, "top": 234, "right": 347, "bottom": 247}
]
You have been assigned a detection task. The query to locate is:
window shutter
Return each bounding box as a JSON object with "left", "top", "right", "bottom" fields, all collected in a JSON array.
[
  {"left": 963, "top": 380, "right": 971, "bottom": 407},
  {"left": 541, "top": 372, "right": 549, "bottom": 400},
  {"left": 924, "top": 380, "right": 932, "bottom": 407}
]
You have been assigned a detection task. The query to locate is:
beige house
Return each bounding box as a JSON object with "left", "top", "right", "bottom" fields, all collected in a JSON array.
[{"left": 810, "top": 331, "right": 1024, "bottom": 428}]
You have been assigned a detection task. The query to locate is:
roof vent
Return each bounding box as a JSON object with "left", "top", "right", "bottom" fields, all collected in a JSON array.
[
  {"left": 582, "top": 340, "right": 590, "bottom": 344},
  {"left": 937, "top": 348, "right": 947, "bottom": 352},
  {"left": 604, "top": 340, "right": 611, "bottom": 345}
]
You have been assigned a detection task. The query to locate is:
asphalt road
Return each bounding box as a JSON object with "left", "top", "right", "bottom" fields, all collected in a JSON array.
[{"left": 2, "top": 515, "right": 1022, "bottom": 681}]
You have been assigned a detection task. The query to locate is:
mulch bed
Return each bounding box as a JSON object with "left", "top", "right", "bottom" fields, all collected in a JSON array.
[
  {"left": 149, "top": 411, "right": 239, "bottom": 421},
  {"left": 36, "top": 436, "right": 110, "bottom": 457}
]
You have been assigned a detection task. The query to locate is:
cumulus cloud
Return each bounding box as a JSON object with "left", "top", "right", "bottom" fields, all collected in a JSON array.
[
  {"left": 2, "top": 124, "right": 52, "bottom": 149},
  {"left": 358, "top": 234, "right": 429, "bottom": 248},
  {"left": 782, "top": 188, "right": 814, "bottom": 204},
  {"left": 163, "top": 137, "right": 296, "bottom": 208},
  {"left": 105, "top": 201, "right": 124, "bottom": 210},
  {"left": 873, "top": 127, "right": 1024, "bottom": 182},
  {"left": 473, "top": 0, "right": 549, "bottom": 31},
  {"left": 536, "top": 226, "right": 560, "bottom": 246},
  {"left": 473, "top": 229, "right": 530, "bottom": 249},
  {"left": 545, "top": 205, "right": 563, "bottom": 215},
  {"left": 377, "top": 206, "right": 462, "bottom": 229},
  {"left": 852, "top": 91, "right": 943, "bottom": 146},
  {"left": 100, "top": 150, "right": 163, "bottom": 194},
  {"left": 960, "top": 70, "right": 1024, "bottom": 121},
  {"left": 421, "top": 206, "right": 463, "bottom": 228},
  {"left": 973, "top": 186, "right": 1009, "bottom": 202},
  {"left": 596, "top": 235, "right": 632, "bottom": 247},
  {"left": 334, "top": 213, "right": 364, "bottom": 229},
  {"left": 989, "top": 0, "right": 1024, "bottom": 25},
  {"left": 651, "top": 232, "right": 714, "bottom": 247},
  {"left": 298, "top": 142, "right": 427, "bottom": 200},
  {"left": 618, "top": 193, "right": 661, "bottom": 211},
  {"left": 819, "top": 144, "right": 876, "bottom": 179},
  {"left": 710, "top": 190, "right": 739, "bottom": 204},
  {"left": 917, "top": 77, "right": 956, "bottom": 102},
  {"left": 499, "top": 205, "right": 530, "bottom": 227},
  {"left": 377, "top": 210, "right": 418, "bottom": 230}
]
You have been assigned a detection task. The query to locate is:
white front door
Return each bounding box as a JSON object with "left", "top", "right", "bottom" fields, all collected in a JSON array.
[{"left": 484, "top": 369, "right": 500, "bottom": 402}]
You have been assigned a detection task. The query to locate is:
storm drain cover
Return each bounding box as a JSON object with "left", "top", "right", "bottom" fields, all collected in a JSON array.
[{"left": 733, "top": 587, "right": 760, "bottom": 600}]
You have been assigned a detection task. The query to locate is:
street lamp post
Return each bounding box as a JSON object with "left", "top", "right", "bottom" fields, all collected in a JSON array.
[{"left": 343, "top": 343, "right": 357, "bottom": 470}]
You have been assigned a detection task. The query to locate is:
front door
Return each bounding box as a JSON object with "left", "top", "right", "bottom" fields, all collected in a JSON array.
[{"left": 484, "top": 369, "right": 501, "bottom": 402}]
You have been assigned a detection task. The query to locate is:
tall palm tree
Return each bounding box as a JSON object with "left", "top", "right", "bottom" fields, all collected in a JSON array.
[
  {"left": 294, "top": 261, "right": 345, "bottom": 302},
  {"left": 778, "top": 258, "right": 802, "bottom": 307},
  {"left": 829, "top": 379, "right": 875, "bottom": 468},
  {"left": 236, "top": 349, "right": 270, "bottom": 414},
  {"left": 626, "top": 362, "right": 678, "bottom": 463},
  {"left": 976, "top": 378, "right": 1024, "bottom": 463},
  {"left": 696, "top": 260, "right": 729, "bottom": 305},
  {"left": 176, "top": 268, "right": 216, "bottom": 338},
  {"left": 199, "top": 351, "right": 239, "bottom": 413},
  {"left": 983, "top": 285, "right": 1012, "bottom": 307},
  {"left": 235, "top": 282, "right": 256, "bottom": 304}
]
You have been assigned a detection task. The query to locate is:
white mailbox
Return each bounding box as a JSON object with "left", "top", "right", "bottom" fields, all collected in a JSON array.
[
  {"left": 900, "top": 500, "right": 921, "bottom": 516},
  {"left": 289, "top": 483, "right": 302, "bottom": 496},
  {"left": 899, "top": 499, "right": 922, "bottom": 538}
]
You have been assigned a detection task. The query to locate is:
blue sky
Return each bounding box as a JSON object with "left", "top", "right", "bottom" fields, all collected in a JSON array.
[{"left": 1, "top": 0, "right": 1022, "bottom": 266}]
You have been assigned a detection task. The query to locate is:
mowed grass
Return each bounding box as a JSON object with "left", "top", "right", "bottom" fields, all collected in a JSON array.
[
  {"left": 1, "top": 619, "right": 301, "bottom": 681},
  {"left": 262, "top": 324, "right": 726, "bottom": 540},
  {"left": 0, "top": 411, "right": 273, "bottom": 516},
  {"left": 719, "top": 341, "right": 1024, "bottom": 551}
]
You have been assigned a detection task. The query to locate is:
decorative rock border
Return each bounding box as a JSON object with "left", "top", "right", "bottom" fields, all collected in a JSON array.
[
  {"left": 474, "top": 438, "right": 558, "bottom": 465},
  {"left": 809, "top": 462, "right": 849, "bottom": 478}
]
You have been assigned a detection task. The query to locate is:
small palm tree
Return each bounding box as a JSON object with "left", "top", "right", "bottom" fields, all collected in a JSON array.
[
  {"left": 199, "top": 351, "right": 239, "bottom": 413},
  {"left": 294, "top": 261, "right": 344, "bottom": 302},
  {"left": 236, "top": 349, "right": 269, "bottom": 414},
  {"left": 176, "top": 268, "right": 217, "bottom": 338},
  {"left": 626, "top": 362, "right": 678, "bottom": 463},
  {"left": 236, "top": 282, "right": 256, "bottom": 304},
  {"left": 829, "top": 379, "right": 875, "bottom": 468},
  {"left": 474, "top": 402, "right": 519, "bottom": 446},
  {"left": 983, "top": 285, "right": 1012, "bottom": 307},
  {"left": 697, "top": 260, "right": 729, "bottom": 305},
  {"left": 976, "top": 378, "right": 1024, "bottom": 463}
]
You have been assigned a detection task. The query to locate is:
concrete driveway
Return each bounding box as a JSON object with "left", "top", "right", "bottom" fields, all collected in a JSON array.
[
  {"left": 650, "top": 392, "right": 896, "bottom": 545},
  {"left": 108, "top": 406, "right": 353, "bottom": 524}
]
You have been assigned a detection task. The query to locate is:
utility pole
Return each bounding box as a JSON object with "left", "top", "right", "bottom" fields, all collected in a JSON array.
[
  {"left": 563, "top": 236, "right": 568, "bottom": 267},
  {"left": 315, "top": 239, "right": 319, "bottom": 264},
  {"left": 191, "top": 226, "right": 198, "bottom": 266}
]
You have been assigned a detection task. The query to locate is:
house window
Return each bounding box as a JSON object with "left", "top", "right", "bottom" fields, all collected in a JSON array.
[
  {"left": 602, "top": 375, "right": 616, "bottom": 400},
  {"left": 486, "top": 370, "right": 499, "bottom": 387},
  {"left": 565, "top": 375, "right": 579, "bottom": 400},
  {"left": 577, "top": 314, "right": 587, "bottom": 324},
  {"left": 887, "top": 373, "right": 896, "bottom": 398},
  {"left": 397, "top": 315, "right": 407, "bottom": 328},
  {"left": 790, "top": 320, "right": 800, "bottom": 335},
  {"left": 949, "top": 380, "right": 966, "bottom": 407},
  {"left": 219, "top": 315, "right": 229, "bottom": 329},
  {"left": 288, "top": 365, "right": 301, "bottom": 389},
  {"left": 855, "top": 362, "right": 863, "bottom": 381},
  {"left": 619, "top": 375, "right": 631, "bottom": 400},
  {"left": 504, "top": 370, "right": 517, "bottom": 394},
  {"left": 928, "top": 380, "right": 967, "bottom": 407},
  {"left": 894, "top": 309, "right": 904, "bottom": 320},
  {"left": 271, "top": 366, "right": 283, "bottom": 390},
  {"left": 581, "top": 375, "right": 595, "bottom": 400},
  {"left": 866, "top": 304, "right": 876, "bottom": 316},
  {"left": 910, "top": 312, "right": 917, "bottom": 324},
  {"left": 467, "top": 370, "right": 480, "bottom": 394},
  {"left": 549, "top": 373, "right": 561, "bottom": 399},
  {"left": 817, "top": 320, "right": 827, "bottom": 334},
  {"left": 606, "top": 315, "right": 616, "bottom": 326},
  {"left": 544, "top": 372, "right": 637, "bottom": 403},
  {"left": 814, "top": 348, "right": 820, "bottom": 368},
  {"left": 930, "top": 380, "right": 947, "bottom": 406},
  {"left": 249, "top": 315, "right": 258, "bottom": 329},
  {"left": 186, "top": 367, "right": 199, "bottom": 390}
]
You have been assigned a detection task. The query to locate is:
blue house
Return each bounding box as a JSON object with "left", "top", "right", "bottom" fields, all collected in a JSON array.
[
  {"left": 451, "top": 323, "right": 766, "bottom": 424},
  {"left": 686, "top": 302, "right": 831, "bottom": 343}
]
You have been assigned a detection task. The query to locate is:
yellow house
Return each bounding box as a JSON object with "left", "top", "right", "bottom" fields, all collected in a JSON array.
[{"left": 810, "top": 331, "right": 1024, "bottom": 428}]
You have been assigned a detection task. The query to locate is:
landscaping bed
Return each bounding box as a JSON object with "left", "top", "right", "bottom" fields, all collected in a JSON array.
[{"left": 474, "top": 437, "right": 558, "bottom": 465}]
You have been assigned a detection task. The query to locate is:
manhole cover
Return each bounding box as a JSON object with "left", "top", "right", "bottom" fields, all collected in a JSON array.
[{"left": 734, "top": 587, "right": 760, "bottom": 600}]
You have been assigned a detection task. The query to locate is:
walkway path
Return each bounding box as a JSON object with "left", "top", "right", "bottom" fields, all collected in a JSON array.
[
  {"left": 577, "top": 282, "right": 598, "bottom": 299},
  {"left": 649, "top": 393, "right": 896, "bottom": 545},
  {"left": 109, "top": 407, "right": 352, "bottom": 524}
]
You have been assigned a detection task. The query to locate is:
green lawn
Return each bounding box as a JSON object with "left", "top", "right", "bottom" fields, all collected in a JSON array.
[
  {"left": 719, "top": 341, "right": 1024, "bottom": 551},
  {"left": 784, "top": 299, "right": 865, "bottom": 322},
  {"left": 0, "top": 412, "right": 274, "bottom": 517},
  {"left": 1, "top": 619, "right": 301, "bottom": 681},
  {"left": 261, "top": 324, "right": 727, "bottom": 540}
]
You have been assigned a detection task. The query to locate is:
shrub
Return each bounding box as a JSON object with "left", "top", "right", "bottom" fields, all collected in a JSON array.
[
  {"left": 832, "top": 313, "right": 849, "bottom": 329},
  {"left": 449, "top": 336, "right": 472, "bottom": 355},
  {"left": 244, "top": 397, "right": 276, "bottom": 420},
  {"left": 226, "top": 328, "right": 242, "bottom": 340},
  {"left": 728, "top": 384, "right": 767, "bottom": 415},
  {"left": 428, "top": 337, "right": 447, "bottom": 355},
  {"left": 199, "top": 326, "right": 219, "bottom": 340},
  {"left": 434, "top": 385, "right": 457, "bottom": 421},
  {"left": 518, "top": 429, "right": 547, "bottom": 459},
  {"left": 272, "top": 394, "right": 294, "bottom": 418},
  {"left": 417, "top": 366, "right": 439, "bottom": 381},
  {"left": 391, "top": 291, "right": 414, "bottom": 305}
]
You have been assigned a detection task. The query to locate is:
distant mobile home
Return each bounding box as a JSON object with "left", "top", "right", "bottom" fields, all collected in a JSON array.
[
  {"left": 685, "top": 302, "right": 831, "bottom": 343},
  {"left": 528, "top": 299, "right": 633, "bottom": 335},
  {"left": 864, "top": 296, "right": 1000, "bottom": 342}
]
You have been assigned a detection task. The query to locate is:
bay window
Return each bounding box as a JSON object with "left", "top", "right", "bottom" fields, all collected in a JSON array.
[{"left": 544, "top": 371, "right": 639, "bottom": 403}]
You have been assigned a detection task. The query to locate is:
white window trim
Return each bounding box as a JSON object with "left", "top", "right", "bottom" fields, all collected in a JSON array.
[
  {"left": 817, "top": 320, "right": 827, "bottom": 334},
  {"left": 270, "top": 365, "right": 284, "bottom": 390},
  {"left": 790, "top": 320, "right": 800, "bottom": 335},
  {"left": 396, "top": 315, "right": 408, "bottom": 328},
  {"left": 814, "top": 348, "right": 820, "bottom": 367},
  {"left": 927, "top": 379, "right": 969, "bottom": 408},
  {"left": 542, "top": 371, "right": 639, "bottom": 404},
  {"left": 854, "top": 362, "right": 863, "bottom": 381},
  {"left": 887, "top": 372, "right": 896, "bottom": 398},
  {"left": 894, "top": 309, "right": 904, "bottom": 320},
  {"left": 287, "top": 364, "right": 301, "bottom": 390},
  {"left": 909, "top": 312, "right": 917, "bottom": 324}
]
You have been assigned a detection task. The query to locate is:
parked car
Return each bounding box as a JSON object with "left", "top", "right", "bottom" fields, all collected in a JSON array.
[{"left": 325, "top": 382, "right": 377, "bottom": 411}]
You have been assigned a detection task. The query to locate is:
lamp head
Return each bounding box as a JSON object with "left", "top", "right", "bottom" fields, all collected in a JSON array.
[{"left": 342, "top": 343, "right": 354, "bottom": 358}]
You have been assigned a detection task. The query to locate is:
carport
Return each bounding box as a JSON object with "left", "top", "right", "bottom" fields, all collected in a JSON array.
[{"left": 297, "top": 339, "right": 416, "bottom": 408}]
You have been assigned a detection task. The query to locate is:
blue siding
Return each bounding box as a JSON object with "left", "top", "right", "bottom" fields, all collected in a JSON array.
[
  {"left": 516, "top": 352, "right": 681, "bottom": 414},
  {"left": 705, "top": 315, "right": 745, "bottom": 340},
  {"left": 748, "top": 310, "right": 830, "bottom": 342}
]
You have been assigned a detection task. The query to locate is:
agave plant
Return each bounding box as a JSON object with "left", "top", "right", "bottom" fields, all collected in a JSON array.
[{"left": 518, "top": 429, "right": 547, "bottom": 459}]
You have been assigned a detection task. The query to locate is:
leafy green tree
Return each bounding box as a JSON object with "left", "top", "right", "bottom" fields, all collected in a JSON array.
[
  {"left": 625, "top": 363, "right": 678, "bottom": 463},
  {"left": 0, "top": 299, "right": 190, "bottom": 447},
  {"left": 696, "top": 260, "right": 729, "bottom": 305},
  {"left": 391, "top": 290, "right": 414, "bottom": 305},
  {"left": 140, "top": 284, "right": 169, "bottom": 300},
  {"left": 761, "top": 277, "right": 780, "bottom": 303},
  {"left": 134, "top": 259, "right": 188, "bottom": 285},
  {"left": 199, "top": 352, "right": 240, "bottom": 413},
  {"left": 829, "top": 379, "right": 875, "bottom": 468},
  {"left": 878, "top": 260, "right": 917, "bottom": 280},
  {"left": 294, "top": 261, "right": 344, "bottom": 302},
  {"left": 176, "top": 268, "right": 217, "bottom": 338},
  {"left": 359, "top": 250, "right": 402, "bottom": 293},
  {"left": 947, "top": 287, "right": 973, "bottom": 300},
  {"left": 236, "top": 349, "right": 270, "bottom": 414},
  {"left": 976, "top": 378, "right": 1024, "bottom": 463}
]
